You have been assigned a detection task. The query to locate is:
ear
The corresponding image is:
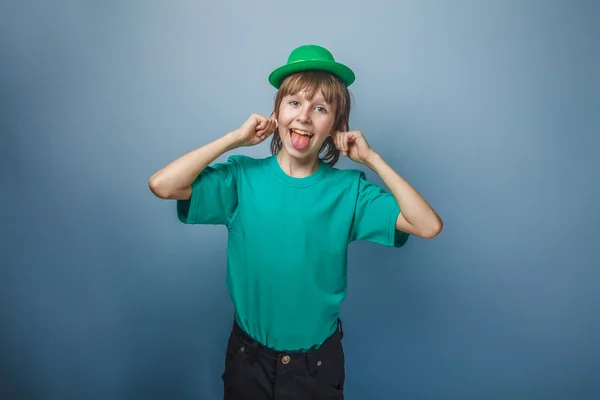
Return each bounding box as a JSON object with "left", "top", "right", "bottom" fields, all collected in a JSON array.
[{"left": 270, "top": 110, "right": 279, "bottom": 131}]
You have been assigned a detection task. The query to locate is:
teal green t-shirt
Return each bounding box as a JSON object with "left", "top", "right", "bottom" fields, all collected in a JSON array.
[{"left": 177, "top": 154, "right": 409, "bottom": 351}]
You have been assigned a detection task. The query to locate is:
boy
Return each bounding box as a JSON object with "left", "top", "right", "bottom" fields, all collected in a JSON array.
[{"left": 149, "top": 44, "right": 442, "bottom": 400}]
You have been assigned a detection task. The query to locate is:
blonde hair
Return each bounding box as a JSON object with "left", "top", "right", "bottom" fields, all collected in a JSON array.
[{"left": 270, "top": 71, "right": 352, "bottom": 167}]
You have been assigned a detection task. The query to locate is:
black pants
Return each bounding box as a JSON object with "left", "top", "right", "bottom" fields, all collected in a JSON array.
[{"left": 222, "top": 318, "right": 346, "bottom": 399}]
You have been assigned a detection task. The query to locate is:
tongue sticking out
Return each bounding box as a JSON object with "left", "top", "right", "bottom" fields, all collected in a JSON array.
[{"left": 291, "top": 130, "right": 311, "bottom": 150}]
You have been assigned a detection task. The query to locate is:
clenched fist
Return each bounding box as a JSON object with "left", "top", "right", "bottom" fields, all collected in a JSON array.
[
  {"left": 233, "top": 113, "right": 278, "bottom": 147},
  {"left": 333, "top": 130, "right": 376, "bottom": 165}
]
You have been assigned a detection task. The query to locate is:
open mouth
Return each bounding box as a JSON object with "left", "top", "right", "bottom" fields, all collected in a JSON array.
[{"left": 289, "top": 128, "right": 314, "bottom": 150}]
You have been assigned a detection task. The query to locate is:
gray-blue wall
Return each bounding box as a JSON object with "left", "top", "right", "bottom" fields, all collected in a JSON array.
[{"left": 2, "top": 1, "right": 598, "bottom": 398}]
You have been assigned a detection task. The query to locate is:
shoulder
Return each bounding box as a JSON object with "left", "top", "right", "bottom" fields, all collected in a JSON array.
[
  {"left": 325, "top": 164, "right": 366, "bottom": 185},
  {"left": 325, "top": 165, "right": 389, "bottom": 198},
  {"left": 225, "top": 154, "right": 268, "bottom": 165},
  {"left": 222, "top": 154, "right": 271, "bottom": 174}
]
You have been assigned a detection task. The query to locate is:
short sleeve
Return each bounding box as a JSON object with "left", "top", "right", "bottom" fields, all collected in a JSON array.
[
  {"left": 176, "top": 156, "right": 239, "bottom": 227},
  {"left": 349, "top": 172, "right": 410, "bottom": 247}
]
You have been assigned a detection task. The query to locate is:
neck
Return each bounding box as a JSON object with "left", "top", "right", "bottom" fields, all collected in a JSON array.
[{"left": 276, "top": 148, "right": 321, "bottom": 178}]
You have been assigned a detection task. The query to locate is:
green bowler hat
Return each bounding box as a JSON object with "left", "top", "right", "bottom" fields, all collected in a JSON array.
[{"left": 268, "top": 45, "right": 355, "bottom": 89}]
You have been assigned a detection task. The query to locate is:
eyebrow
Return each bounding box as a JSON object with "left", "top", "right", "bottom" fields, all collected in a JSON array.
[
  {"left": 305, "top": 95, "right": 329, "bottom": 105},
  {"left": 289, "top": 93, "right": 329, "bottom": 105}
]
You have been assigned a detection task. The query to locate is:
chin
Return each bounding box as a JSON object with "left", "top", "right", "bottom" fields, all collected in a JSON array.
[{"left": 284, "top": 146, "right": 311, "bottom": 160}]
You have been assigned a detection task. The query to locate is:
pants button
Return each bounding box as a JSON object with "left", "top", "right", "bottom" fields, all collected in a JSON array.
[{"left": 281, "top": 355, "right": 290, "bottom": 364}]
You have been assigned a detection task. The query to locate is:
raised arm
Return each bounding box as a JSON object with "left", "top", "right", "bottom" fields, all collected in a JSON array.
[
  {"left": 365, "top": 153, "right": 442, "bottom": 238},
  {"left": 149, "top": 113, "right": 277, "bottom": 200},
  {"left": 334, "top": 129, "right": 443, "bottom": 239},
  {"left": 149, "top": 133, "right": 239, "bottom": 200}
]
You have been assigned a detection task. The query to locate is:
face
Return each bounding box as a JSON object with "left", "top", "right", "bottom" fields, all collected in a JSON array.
[{"left": 276, "top": 89, "right": 337, "bottom": 161}]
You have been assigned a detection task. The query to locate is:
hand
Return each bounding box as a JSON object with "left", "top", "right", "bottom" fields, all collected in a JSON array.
[
  {"left": 333, "top": 130, "right": 376, "bottom": 164},
  {"left": 233, "top": 113, "right": 278, "bottom": 147}
]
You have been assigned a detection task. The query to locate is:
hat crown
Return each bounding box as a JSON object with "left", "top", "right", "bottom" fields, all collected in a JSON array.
[
  {"left": 268, "top": 44, "right": 354, "bottom": 88},
  {"left": 287, "top": 45, "right": 335, "bottom": 64}
]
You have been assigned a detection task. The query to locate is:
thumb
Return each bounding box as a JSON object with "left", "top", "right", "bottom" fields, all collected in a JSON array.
[
  {"left": 247, "top": 114, "right": 262, "bottom": 130},
  {"left": 348, "top": 131, "right": 361, "bottom": 142},
  {"left": 255, "top": 115, "right": 269, "bottom": 130}
]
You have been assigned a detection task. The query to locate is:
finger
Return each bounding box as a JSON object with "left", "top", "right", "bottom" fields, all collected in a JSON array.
[
  {"left": 256, "top": 118, "right": 267, "bottom": 131},
  {"left": 342, "top": 134, "right": 349, "bottom": 155},
  {"left": 337, "top": 135, "right": 346, "bottom": 156},
  {"left": 258, "top": 130, "right": 274, "bottom": 142},
  {"left": 341, "top": 135, "right": 348, "bottom": 156},
  {"left": 260, "top": 126, "right": 273, "bottom": 138},
  {"left": 333, "top": 131, "right": 341, "bottom": 144},
  {"left": 264, "top": 129, "right": 275, "bottom": 139},
  {"left": 336, "top": 132, "right": 343, "bottom": 150},
  {"left": 260, "top": 121, "right": 274, "bottom": 138},
  {"left": 251, "top": 114, "right": 263, "bottom": 129},
  {"left": 258, "top": 120, "right": 276, "bottom": 138},
  {"left": 257, "top": 127, "right": 268, "bottom": 138}
]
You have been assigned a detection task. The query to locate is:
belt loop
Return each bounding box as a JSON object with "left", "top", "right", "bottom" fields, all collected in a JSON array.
[
  {"left": 248, "top": 341, "right": 260, "bottom": 364},
  {"left": 304, "top": 351, "right": 311, "bottom": 372}
]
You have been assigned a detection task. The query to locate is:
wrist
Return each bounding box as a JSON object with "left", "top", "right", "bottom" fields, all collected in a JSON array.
[
  {"left": 223, "top": 130, "right": 242, "bottom": 150},
  {"left": 363, "top": 150, "right": 381, "bottom": 169}
]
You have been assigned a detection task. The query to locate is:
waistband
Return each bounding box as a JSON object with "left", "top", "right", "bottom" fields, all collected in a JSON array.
[{"left": 231, "top": 317, "right": 344, "bottom": 359}]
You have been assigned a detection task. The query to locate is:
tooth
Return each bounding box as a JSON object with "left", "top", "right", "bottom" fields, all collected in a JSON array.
[{"left": 292, "top": 129, "right": 313, "bottom": 137}]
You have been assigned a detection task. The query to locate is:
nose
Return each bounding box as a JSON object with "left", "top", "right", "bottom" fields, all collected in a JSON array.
[{"left": 296, "top": 106, "right": 311, "bottom": 124}]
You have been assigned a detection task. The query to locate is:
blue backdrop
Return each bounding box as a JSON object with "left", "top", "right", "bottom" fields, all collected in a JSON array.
[{"left": 2, "top": 0, "right": 598, "bottom": 398}]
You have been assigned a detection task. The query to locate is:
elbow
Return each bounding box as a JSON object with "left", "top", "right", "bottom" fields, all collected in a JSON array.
[
  {"left": 148, "top": 175, "right": 171, "bottom": 199},
  {"left": 420, "top": 219, "right": 443, "bottom": 239},
  {"left": 149, "top": 175, "right": 191, "bottom": 200}
]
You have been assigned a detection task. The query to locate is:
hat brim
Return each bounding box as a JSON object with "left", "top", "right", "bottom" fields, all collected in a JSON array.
[{"left": 268, "top": 60, "right": 355, "bottom": 89}]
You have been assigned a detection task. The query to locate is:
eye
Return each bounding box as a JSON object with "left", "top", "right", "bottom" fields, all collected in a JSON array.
[
  {"left": 289, "top": 100, "right": 300, "bottom": 106},
  {"left": 315, "top": 106, "right": 327, "bottom": 113}
]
